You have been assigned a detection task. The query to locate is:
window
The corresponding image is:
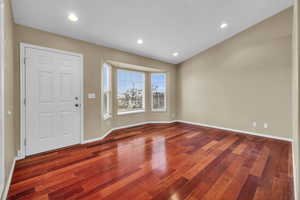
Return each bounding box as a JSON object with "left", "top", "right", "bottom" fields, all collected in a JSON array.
[
  {"left": 151, "top": 73, "right": 166, "bottom": 111},
  {"left": 102, "top": 63, "right": 112, "bottom": 119},
  {"left": 117, "top": 69, "right": 145, "bottom": 114}
]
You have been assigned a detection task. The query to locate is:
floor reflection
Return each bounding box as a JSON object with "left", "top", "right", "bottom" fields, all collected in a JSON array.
[
  {"left": 151, "top": 136, "right": 167, "bottom": 173},
  {"left": 117, "top": 137, "right": 146, "bottom": 169}
]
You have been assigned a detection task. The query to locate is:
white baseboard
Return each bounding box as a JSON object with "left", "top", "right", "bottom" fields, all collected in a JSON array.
[
  {"left": 110, "top": 121, "right": 151, "bottom": 131},
  {"left": 82, "top": 120, "right": 177, "bottom": 144},
  {"left": 292, "top": 142, "right": 298, "bottom": 200},
  {"left": 82, "top": 120, "right": 292, "bottom": 145},
  {"left": 176, "top": 120, "right": 293, "bottom": 142},
  {"left": 148, "top": 120, "right": 177, "bottom": 124},
  {"left": 2, "top": 157, "right": 16, "bottom": 200},
  {"left": 16, "top": 151, "right": 25, "bottom": 160},
  {"left": 82, "top": 129, "right": 112, "bottom": 144},
  {"left": 110, "top": 120, "right": 176, "bottom": 132},
  {"left": 0, "top": 183, "right": 3, "bottom": 199}
]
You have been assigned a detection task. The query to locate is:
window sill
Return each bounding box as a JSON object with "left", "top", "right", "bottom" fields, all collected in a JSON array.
[
  {"left": 117, "top": 110, "right": 145, "bottom": 116},
  {"left": 152, "top": 109, "right": 167, "bottom": 112},
  {"left": 103, "top": 114, "right": 112, "bottom": 120}
]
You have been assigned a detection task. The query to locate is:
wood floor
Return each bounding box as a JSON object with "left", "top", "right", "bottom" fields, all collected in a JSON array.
[{"left": 8, "top": 122, "right": 294, "bottom": 200}]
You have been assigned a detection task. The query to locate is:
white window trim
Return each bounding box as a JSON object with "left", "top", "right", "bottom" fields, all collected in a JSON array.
[
  {"left": 151, "top": 73, "right": 167, "bottom": 112},
  {"left": 117, "top": 110, "right": 145, "bottom": 116},
  {"left": 0, "top": 0, "right": 5, "bottom": 196},
  {"left": 103, "top": 113, "right": 111, "bottom": 120},
  {"left": 102, "top": 63, "right": 112, "bottom": 120},
  {"left": 117, "top": 69, "right": 146, "bottom": 115}
]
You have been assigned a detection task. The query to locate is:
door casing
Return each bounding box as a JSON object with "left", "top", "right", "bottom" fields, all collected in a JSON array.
[{"left": 20, "top": 43, "right": 84, "bottom": 158}]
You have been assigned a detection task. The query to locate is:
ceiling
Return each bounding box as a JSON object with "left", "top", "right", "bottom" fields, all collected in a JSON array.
[{"left": 12, "top": 0, "right": 293, "bottom": 64}]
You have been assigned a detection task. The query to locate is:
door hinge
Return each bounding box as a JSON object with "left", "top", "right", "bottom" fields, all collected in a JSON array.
[
  {"left": 23, "top": 98, "right": 26, "bottom": 106},
  {"left": 24, "top": 138, "right": 26, "bottom": 146},
  {"left": 24, "top": 57, "right": 26, "bottom": 65}
]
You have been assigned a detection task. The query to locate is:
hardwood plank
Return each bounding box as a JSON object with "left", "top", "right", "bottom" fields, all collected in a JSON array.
[
  {"left": 237, "top": 175, "right": 259, "bottom": 200},
  {"left": 233, "top": 143, "right": 247, "bottom": 155},
  {"left": 201, "top": 155, "right": 246, "bottom": 200},
  {"left": 250, "top": 146, "right": 270, "bottom": 177}
]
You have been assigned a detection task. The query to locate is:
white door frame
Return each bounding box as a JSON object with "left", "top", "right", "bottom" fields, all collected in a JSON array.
[
  {"left": 0, "top": 0, "right": 5, "bottom": 196},
  {"left": 20, "top": 43, "right": 84, "bottom": 158}
]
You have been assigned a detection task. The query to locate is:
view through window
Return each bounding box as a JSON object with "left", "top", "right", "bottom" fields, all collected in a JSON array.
[
  {"left": 117, "top": 69, "right": 145, "bottom": 114},
  {"left": 151, "top": 73, "right": 166, "bottom": 111},
  {"left": 102, "top": 63, "right": 111, "bottom": 119}
]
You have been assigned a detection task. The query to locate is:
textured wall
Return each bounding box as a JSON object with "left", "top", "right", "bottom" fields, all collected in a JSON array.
[{"left": 2, "top": 0, "right": 17, "bottom": 196}]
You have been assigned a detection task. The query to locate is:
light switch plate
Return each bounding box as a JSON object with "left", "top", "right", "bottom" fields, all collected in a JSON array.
[{"left": 88, "top": 93, "right": 96, "bottom": 99}]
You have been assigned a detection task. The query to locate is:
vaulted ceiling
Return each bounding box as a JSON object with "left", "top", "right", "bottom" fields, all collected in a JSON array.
[{"left": 12, "top": 0, "right": 293, "bottom": 64}]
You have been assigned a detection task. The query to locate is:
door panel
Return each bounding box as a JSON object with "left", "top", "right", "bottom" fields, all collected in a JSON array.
[
  {"left": 39, "top": 113, "right": 54, "bottom": 139},
  {"left": 39, "top": 71, "right": 54, "bottom": 102},
  {"left": 25, "top": 47, "right": 82, "bottom": 155},
  {"left": 60, "top": 72, "right": 73, "bottom": 100},
  {"left": 60, "top": 111, "right": 74, "bottom": 136}
]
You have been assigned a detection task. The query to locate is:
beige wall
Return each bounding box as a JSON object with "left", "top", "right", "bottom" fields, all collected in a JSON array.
[
  {"left": 292, "top": 0, "right": 299, "bottom": 198},
  {"left": 177, "top": 8, "right": 293, "bottom": 139},
  {"left": 2, "top": 0, "right": 16, "bottom": 193},
  {"left": 14, "top": 24, "right": 177, "bottom": 148}
]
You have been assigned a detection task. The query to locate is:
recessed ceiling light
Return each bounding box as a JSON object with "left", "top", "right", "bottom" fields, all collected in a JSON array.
[
  {"left": 68, "top": 13, "right": 78, "bottom": 22},
  {"left": 220, "top": 23, "right": 228, "bottom": 29},
  {"left": 137, "top": 39, "right": 143, "bottom": 44},
  {"left": 172, "top": 52, "right": 179, "bottom": 57}
]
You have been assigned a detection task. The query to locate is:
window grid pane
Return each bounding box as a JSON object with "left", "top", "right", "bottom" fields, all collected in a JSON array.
[
  {"left": 102, "top": 64, "right": 111, "bottom": 119},
  {"left": 152, "top": 73, "right": 166, "bottom": 111},
  {"left": 117, "top": 70, "right": 145, "bottom": 113}
]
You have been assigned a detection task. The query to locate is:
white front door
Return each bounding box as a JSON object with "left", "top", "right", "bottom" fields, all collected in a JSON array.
[{"left": 25, "top": 47, "right": 82, "bottom": 155}]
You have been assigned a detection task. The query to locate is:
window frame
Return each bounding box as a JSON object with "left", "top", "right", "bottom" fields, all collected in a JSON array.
[
  {"left": 101, "top": 63, "right": 112, "bottom": 120},
  {"left": 116, "top": 69, "right": 146, "bottom": 115},
  {"left": 151, "top": 73, "right": 167, "bottom": 112}
]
